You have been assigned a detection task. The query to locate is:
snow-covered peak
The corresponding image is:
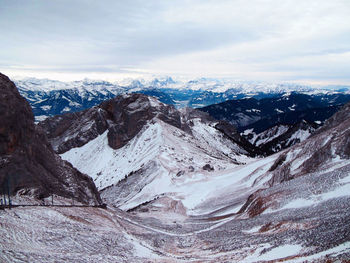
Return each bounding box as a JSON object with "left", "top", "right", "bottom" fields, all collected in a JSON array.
[
  {"left": 61, "top": 117, "right": 255, "bottom": 213},
  {"left": 13, "top": 76, "right": 350, "bottom": 94}
]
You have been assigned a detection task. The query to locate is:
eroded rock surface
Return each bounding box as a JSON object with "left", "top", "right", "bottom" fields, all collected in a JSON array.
[{"left": 0, "top": 73, "right": 101, "bottom": 204}]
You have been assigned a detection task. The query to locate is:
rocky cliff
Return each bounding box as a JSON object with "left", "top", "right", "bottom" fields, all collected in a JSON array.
[
  {"left": 40, "top": 93, "right": 259, "bottom": 157},
  {"left": 0, "top": 73, "right": 101, "bottom": 204}
]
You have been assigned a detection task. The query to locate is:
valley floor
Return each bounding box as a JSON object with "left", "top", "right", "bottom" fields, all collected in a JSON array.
[{"left": 1, "top": 163, "right": 350, "bottom": 262}]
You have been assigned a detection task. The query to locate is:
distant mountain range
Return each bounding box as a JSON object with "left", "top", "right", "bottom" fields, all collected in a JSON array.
[
  {"left": 199, "top": 92, "right": 350, "bottom": 154},
  {"left": 14, "top": 77, "right": 350, "bottom": 122}
]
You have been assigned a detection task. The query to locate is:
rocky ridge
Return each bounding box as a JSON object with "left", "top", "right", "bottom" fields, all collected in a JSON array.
[{"left": 40, "top": 93, "right": 259, "bottom": 156}]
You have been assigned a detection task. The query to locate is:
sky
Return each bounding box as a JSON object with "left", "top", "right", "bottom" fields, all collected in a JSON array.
[{"left": 0, "top": 0, "right": 350, "bottom": 84}]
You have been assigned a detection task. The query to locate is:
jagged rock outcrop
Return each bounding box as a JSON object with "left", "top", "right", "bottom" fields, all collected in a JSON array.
[
  {"left": 39, "top": 94, "right": 187, "bottom": 153},
  {"left": 0, "top": 73, "right": 101, "bottom": 204},
  {"left": 40, "top": 93, "right": 260, "bottom": 157},
  {"left": 39, "top": 106, "right": 109, "bottom": 154},
  {"left": 100, "top": 94, "right": 183, "bottom": 150}
]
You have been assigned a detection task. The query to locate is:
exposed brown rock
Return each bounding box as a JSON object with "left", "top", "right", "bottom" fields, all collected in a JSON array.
[
  {"left": 0, "top": 73, "right": 101, "bottom": 204},
  {"left": 100, "top": 94, "right": 182, "bottom": 150},
  {"left": 39, "top": 107, "right": 109, "bottom": 154},
  {"left": 40, "top": 93, "right": 257, "bottom": 158}
]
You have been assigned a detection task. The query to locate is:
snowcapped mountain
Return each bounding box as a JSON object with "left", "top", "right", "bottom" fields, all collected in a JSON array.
[
  {"left": 200, "top": 92, "right": 350, "bottom": 155},
  {"left": 36, "top": 92, "right": 350, "bottom": 262},
  {"left": 39, "top": 93, "right": 259, "bottom": 213},
  {"left": 237, "top": 100, "right": 350, "bottom": 220},
  {"left": 14, "top": 77, "right": 350, "bottom": 122},
  {"left": 16, "top": 78, "right": 125, "bottom": 122}
]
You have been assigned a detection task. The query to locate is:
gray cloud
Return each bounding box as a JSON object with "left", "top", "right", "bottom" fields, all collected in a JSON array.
[{"left": 1, "top": 0, "right": 349, "bottom": 83}]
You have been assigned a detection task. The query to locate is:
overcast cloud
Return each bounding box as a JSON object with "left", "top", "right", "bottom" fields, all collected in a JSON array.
[{"left": 0, "top": 0, "right": 349, "bottom": 84}]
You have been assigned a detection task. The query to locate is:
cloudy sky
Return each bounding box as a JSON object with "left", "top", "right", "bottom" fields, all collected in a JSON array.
[{"left": 0, "top": 0, "right": 349, "bottom": 84}]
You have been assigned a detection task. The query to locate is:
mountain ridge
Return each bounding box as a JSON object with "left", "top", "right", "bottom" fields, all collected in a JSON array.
[{"left": 15, "top": 77, "right": 350, "bottom": 122}]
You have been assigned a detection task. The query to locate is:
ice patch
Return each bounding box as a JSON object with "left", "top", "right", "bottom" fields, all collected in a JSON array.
[
  {"left": 257, "top": 244, "right": 302, "bottom": 261},
  {"left": 243, "top": 225, "right": 261, "bottom": 234}
]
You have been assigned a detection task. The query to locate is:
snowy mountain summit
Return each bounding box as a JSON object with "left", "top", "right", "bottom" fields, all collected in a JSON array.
[{"left": 40, "top": 93, "right": 258, "bottom": 212}]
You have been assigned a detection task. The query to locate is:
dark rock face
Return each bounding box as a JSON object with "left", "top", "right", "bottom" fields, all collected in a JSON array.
[
  {"left": 40, "top": 93, "right": 186, "bottom": 152},
  {"left": 100, "top": 94, "right": 183, "bottom": 150},
  {"left": 215, "top": 121, "right": 262, "bottom": 156},
  {"left": 41, "top": 93, "right": 259, "bottom": 157},
  {"left": 39, "top": 107, "right": 109, "bottom": 154},
  {"left": 202, "top": 164, "right": 214, "bottom": 171},
  {"left": 0, "top": 73, "right": 101, "bottom": 204}
]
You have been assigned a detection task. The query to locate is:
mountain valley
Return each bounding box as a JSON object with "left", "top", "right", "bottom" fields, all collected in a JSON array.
[{"left": 1, "top": 74, "right": 350, "bottom": 262}]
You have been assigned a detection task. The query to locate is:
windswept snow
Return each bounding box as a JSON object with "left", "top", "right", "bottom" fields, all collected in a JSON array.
[
  {"left": 61, "top": 117, "right": 270, "bottom": 215},
  {"left": 61, "top": 123, "right": 163, "bottom": 190}
]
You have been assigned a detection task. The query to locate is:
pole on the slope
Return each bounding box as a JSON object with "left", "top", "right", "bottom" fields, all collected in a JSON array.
[
  {"left": 7, "top": 178, "right": 11, "bottom": 209},
  {"left": 2, "top": 184, "right": 6, "bottom": 206}
]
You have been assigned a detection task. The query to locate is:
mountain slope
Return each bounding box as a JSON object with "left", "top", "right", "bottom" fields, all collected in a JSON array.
[
  {"left": 57, "top": 98, "right": 350, "bottom": 261},
  {"left": 0, "top": 73, "right": 101, "bottom": 205},
  {"left": 243, "top": 120, "right": 319, "bottom": 155},
  {"left": 199, "top": 92, "right": 350, "bottom": 132},
  {"left": 268, "top": 101, "right": 350, "bottom": 184},
  {"left": 40, "top": 94, "right": 260, "bottom": 213},
  {"left": 235, "top": 101, "right": 350, "bottom": 220}
]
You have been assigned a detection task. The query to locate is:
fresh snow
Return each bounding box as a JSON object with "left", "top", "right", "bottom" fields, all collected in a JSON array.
[
  {"left": 275, "top": 108, "right": 284, "bottom": 113},
  {"left": 243, "top": 225, "right": 261, "bottom": 234},
  {"left": 287, "top": 129, "right": 311, "bottom": 145}
]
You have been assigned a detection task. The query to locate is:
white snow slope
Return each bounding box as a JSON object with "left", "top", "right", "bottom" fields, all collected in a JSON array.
[{"left": 61, "top": 117, "right": 273, "bottom": 215}]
